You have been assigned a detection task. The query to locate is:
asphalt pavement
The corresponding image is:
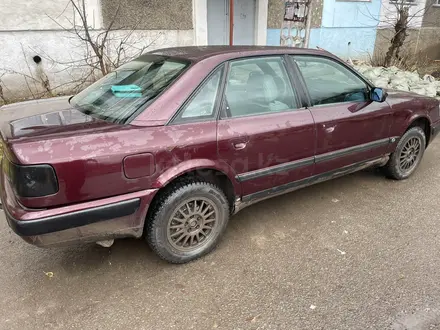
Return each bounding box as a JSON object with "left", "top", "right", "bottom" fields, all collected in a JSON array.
[{"left": 1, "top": 140, "right": 440, "bottom": 330}]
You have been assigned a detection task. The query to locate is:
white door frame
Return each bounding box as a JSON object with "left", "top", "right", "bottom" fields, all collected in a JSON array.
[{"left": 193, "top": 0, "right": 268, "bottom": 46}]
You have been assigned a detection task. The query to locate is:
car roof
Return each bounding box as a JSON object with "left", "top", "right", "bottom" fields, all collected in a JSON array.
[
  {"left": 148, "top": 45, "right": 333, "bottom": 62},
  {"left": 133, "top": 46, "right": 340, "bottom": 125}
]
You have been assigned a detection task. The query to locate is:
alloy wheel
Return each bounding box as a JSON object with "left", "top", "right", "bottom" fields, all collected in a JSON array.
[
  {"left": 399, "top": 136, "right": 422, "bottom": 173},
  {"left": 167, "top": 197, "right": 219, "bottom": 252}
]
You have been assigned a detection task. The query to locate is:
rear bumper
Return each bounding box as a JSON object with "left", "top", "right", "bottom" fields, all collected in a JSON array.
[
  {"left": 4, "top": 198, "right": 141, "bottom": 237},
  {"left": 1, "top": 172, "right": 158, "bottom": 247}
]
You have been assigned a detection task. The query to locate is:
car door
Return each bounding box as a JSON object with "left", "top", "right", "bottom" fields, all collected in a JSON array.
[
  {"left": 217, "top": 56, "right": 316, "bottom": 198},
  {"left": 291, "top": 55, "right": 395, "bottom": 175}
]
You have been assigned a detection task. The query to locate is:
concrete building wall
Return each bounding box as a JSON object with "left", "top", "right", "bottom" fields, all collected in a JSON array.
[
  {"left": 374, "top": 27, "right": 440, "bottom": 60},
  {"left": 267, "top": 25, "right": 377, "bottom": 59},
  {"left": 266, "top": 0, "right": 284, "bottom": 46},
  {"left": 0, "top": 0, "right": 193, "bottom": 100},
  {"left": 374, "top": 0, "right": 440, "bottom": 60},
  {"left": 0, "top": 0, "right": 78, "bottom": 31},
  {"left": 422, "top": 0, "right": 440, "bottom": 27},
  {"left": 267, "top": 0, "right": 284, "bottom": 29},
  {"left": 266, "top": 0, "right": 324, "bottom": 48},
  {"left": 266, "top": 0, "right": 379, "bottom": 60},
  {"left": 310, "top": 0, "right": 381, "bottom": 59},
  {"left": 101, "top": 0, "right": 193, "bottom": 30},
  {"left": 321, "top": 0, "right": 380, "bottom": 28},
  {"left": 307, "top": 27, "right": 378, "bottom": 59}
]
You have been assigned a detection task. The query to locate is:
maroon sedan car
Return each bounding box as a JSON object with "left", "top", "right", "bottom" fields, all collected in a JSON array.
[{"left": 1, "top": 46, "right": 439, "bottom": 263}]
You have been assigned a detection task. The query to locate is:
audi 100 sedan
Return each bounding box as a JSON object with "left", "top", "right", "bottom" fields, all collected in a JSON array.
[{"left": 1, "top": 46, "right": 439, "bottom": 263}]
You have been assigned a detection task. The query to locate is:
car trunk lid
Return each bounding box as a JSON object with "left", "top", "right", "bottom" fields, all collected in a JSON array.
[{"left": 0, "top": 96, "right": 119, "bottom": 145}]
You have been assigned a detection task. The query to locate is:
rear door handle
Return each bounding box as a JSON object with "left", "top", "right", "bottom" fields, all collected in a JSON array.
[
  {"left": 233, "top": 142, "right": 247, "bottom": 150},
  {"left": 230, "top": 135, "right": 249, "bottom": 150}
]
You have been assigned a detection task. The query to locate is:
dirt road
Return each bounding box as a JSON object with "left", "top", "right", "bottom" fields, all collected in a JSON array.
[{"left": 1, "top": 140, "right": 440, "bottom": 330}]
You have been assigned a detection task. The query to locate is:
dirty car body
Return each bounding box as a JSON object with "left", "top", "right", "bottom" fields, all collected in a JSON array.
[{"left": 1, "top": 46, "right": 439, "bottom": 263}]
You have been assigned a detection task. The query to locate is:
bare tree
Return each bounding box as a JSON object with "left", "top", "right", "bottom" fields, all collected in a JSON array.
[
  {"left": 0, "top": 74, "right": 7, "bottom": 104},
  {"left": 377, "top": 0, "right": 430, "bottom": 67},
  {"left": 384, "top": 1, "right": 410, "bottom": 66},
  {"left": 0, "top": 0, "right": 162, "bottom": 103},
  {"left": 49, "top": 0, "right": 161, "bottom": 77}
]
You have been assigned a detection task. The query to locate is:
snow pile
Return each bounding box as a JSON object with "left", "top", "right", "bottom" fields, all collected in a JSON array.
[{"left": 353, "top": 64, "right": 440, "bottom": 98}]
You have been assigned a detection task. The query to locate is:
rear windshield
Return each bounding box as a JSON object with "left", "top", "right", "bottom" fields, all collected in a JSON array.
[{"left": 70, "top": 55, "right": 190, "bottom": 124}]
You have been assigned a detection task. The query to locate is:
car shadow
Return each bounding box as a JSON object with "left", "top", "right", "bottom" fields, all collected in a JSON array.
[
  {"left": 235, "top": 167, "right": 385, "bottom": 209},
  {"left": 48, "top": 238, "right": 170, "bottom": 274}
]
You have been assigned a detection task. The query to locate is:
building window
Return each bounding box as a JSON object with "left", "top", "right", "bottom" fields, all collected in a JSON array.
[
  {"left": 434, "top": 0, "right": 440, "bottom": 6},
  {"left": 336, "top": 0, "right": 371, "bottom": 2},
  {"left": 389, "top": 0, "right": 416, "bottom": 4}
]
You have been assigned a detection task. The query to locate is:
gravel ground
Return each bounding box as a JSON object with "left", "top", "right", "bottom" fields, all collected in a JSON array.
[{"left": 0, "top": 140, "right": 439, "bottom": 330}]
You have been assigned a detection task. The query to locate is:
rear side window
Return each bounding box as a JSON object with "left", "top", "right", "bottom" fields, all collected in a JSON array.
[
  {"left": 173, "top": 67, "right": 223, "bottom": 122},
  {"left": 293, "top": 55, "right": 368, "bottom": 106},
  {"left": 224, "top": 57, "right": 298, "bottom": 118},
  {"left": 70, "top": 55, "right": 190, "bottom": 124}
]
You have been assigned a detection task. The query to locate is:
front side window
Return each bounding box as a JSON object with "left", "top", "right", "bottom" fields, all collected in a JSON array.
[
  {"left": 293, "top": 55, "right": 368, "bottom": 106},
  {"left": 70, "top": 55, "right": 190, "bottom": 124},
  {"left": 224, "top": 57, "right": 297, "bottom": 118}
]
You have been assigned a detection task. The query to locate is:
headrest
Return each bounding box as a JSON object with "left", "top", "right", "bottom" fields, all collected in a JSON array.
[{"left": 247, "top": 72, "right": 278, "bottom": 103}]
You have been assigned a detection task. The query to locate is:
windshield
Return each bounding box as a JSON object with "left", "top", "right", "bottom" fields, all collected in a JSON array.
[{"left": 70, "top": 55, "right": 190, "bottom": 124}]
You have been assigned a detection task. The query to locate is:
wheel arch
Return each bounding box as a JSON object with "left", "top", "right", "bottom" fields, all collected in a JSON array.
[
  {"left": 405, "top": 115, "right": 431, "bottom": 146},
  {"left": 150, "top": 159, "right": 241, "bottom": 215}
]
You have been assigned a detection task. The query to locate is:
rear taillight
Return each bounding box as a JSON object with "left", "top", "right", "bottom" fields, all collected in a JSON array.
[{"left": 3, "top": 159, "right": 58, "bottom": 197}]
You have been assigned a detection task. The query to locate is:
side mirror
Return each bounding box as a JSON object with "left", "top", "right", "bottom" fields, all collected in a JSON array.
[{"left": 370, "top": 87, "right": 387, "bottom": 102}]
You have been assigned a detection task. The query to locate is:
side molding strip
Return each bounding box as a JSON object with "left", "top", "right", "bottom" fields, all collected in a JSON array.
[
  {"left": 242, "top": 156, "right": 388, "bottom": 203},
  {"left": 315, "top": 137, "right": 395, "bottom": 163},
  {"left": 236, "top": 137, "right": 399, "bottom": 182},
  {"left": 236, "top": 157, "right": 314, "bottom": 182}
]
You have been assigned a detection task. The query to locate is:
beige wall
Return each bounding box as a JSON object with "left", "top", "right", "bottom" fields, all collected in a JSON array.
[
  {"left": 374, "top": 28, "right": 440, "bottom": 60},
  {"left": 267, "top": 0, "right": 284, "bottom": 29},
  {"left": 101, "top": 0, "right": 193, "bottom": 30}
]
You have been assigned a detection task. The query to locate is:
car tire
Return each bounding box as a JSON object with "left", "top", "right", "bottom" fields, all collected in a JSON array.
[
  {"left": 384, "top": 126, "right": 426, "bottom": 180},
  {"left": 146, "top": 179, "right": 230, "bottom": 264}
]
